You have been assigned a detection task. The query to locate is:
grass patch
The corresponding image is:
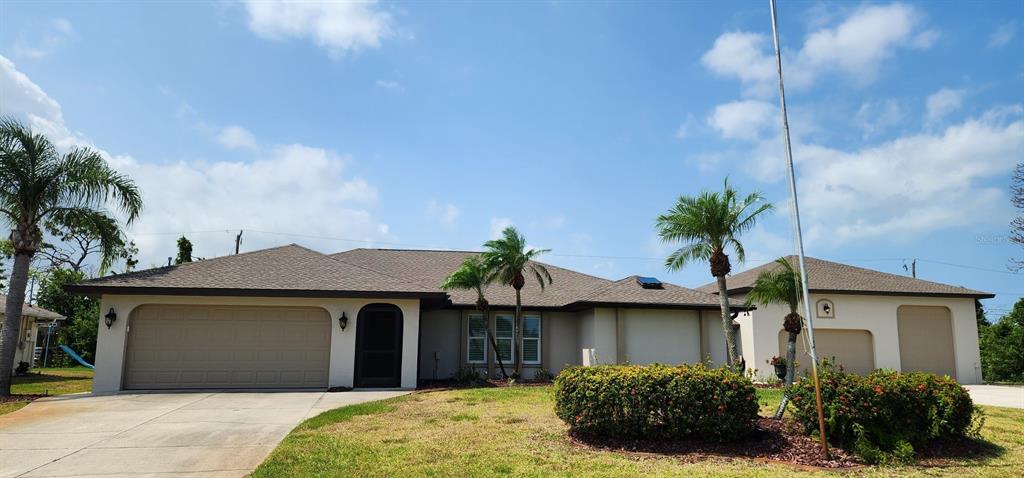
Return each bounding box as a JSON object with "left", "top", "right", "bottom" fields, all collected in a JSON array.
[
  {"left": 1, "top": 367, "right": 94, "bottom": 417},
  {"left": 253, "top": 385, "right": 1023, "bottom": 477}
]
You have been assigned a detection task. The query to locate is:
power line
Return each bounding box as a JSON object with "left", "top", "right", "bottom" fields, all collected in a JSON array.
[{"left": 125, "top": 228, "right": 1021, "bottom": 276}]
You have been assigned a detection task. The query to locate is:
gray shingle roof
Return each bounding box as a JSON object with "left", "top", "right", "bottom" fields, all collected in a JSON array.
[
  {"left": 68, "top": 245, "right": 732, "bottom": 309},
  {"left": 68, "top": 244, "right": 445, "bottom": 298},
  {"left": 697, "top": 255, "right": 993, "bottom": 299},
  {"left": 0, "top": 295, "right": 64, "bottom": 320},
  {"left": 331, "top": 249, "right": 730, "bottom": 309}
]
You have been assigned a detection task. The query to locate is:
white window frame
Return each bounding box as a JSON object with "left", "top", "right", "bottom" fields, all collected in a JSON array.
[
  {"left": 494, "top": 313, "right": 515, "bottom": 363},
  {"left": 522, "top": 315, "right": 542, "bottom": 365},
  {"left": 467, "top": 313, "right": 487, "bottom": 364}
]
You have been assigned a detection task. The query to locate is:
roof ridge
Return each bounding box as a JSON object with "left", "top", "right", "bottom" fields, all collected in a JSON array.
[{"left": 80, "top": 243, "right": 310, "bottom": 284}]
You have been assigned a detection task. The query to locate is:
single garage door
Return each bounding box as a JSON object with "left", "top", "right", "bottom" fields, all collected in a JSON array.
[
  {"left": 897, "top": 306, "right": 956, "bottom": 379},
  {"left": 780, "top": 328, "right": 875, "bottom": 376},
  {"left": 124, "top": 305, "right": 331, "bottom": 390}
]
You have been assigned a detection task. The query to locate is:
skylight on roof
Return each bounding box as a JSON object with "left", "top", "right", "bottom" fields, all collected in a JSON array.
[{"left": 636, "top": 276, "right": 663, "bottom": 289}]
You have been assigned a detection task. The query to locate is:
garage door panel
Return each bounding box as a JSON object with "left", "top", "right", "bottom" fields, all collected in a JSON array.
[
  {"left": 125, "top": 305, "right": 330, "bottom": 390},
  {"left": 780, "top": 329, "right": 875, "bottom": 377},
  {"left": 897, "top": 306, "right": 956, "bottom": 378}
]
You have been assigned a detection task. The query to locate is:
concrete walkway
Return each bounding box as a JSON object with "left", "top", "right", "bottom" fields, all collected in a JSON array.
[
  {"left": 965, "top": 384, "right": 1024, "bottom": 409},
  {"left": 0, "top": 390, "right": 408, "bottom": 478}
]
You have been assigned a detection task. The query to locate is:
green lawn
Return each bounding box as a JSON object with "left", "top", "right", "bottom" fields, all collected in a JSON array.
[
  {"left": 0, "top": 367, "right": 94, "bottom": 416},
  {"left": 253, "top": 385, "right": 1024, "bottom": 478}
]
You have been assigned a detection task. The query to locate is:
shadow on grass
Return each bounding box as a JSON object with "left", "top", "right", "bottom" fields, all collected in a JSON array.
[{"left": 915, "top": 436, "right": 1006, "bottom": 465}]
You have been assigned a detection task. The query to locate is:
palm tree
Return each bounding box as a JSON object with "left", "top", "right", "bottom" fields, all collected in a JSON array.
[
  {"left": 440, "top": 256, "right": 509, "bottom": 379},
  {"left": 745, "top": 257, "right": 803, "bottom": 388},
  {"left": 0, "top": 117, "right": 142, "bottom": 395},
  {"left": 656, "top": 178, "right": 773, "bottom": 369},
  {"left": 481, "top": 227, "right": 552, "bottom": 378}
]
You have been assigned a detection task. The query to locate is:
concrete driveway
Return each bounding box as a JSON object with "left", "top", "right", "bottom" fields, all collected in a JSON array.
[
  {"left": 0, "top": 390, "right": 408, "bottom": 478},
  {"left": 965, "top": 384, "right": 1024, "bottom": 409}
]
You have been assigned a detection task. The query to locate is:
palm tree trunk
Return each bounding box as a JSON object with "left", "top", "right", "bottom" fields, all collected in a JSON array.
[
  {"left": 785, "top": 331, "right": 798, "bottom": 385},
  {"left": 715, "top": 274, "right": 739, "bottom": 370},
  {"left": 514, "top": 288, "right": 523, "bottom": 378},
  {"left": 0, "top": 252, "right": 32, "bottom": 396},
  {"left": 483, "top": 304, "right": 508, "bottom": 379}
]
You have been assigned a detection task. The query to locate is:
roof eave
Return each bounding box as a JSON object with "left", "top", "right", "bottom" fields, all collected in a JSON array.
[
  {"left": 721, "top": 287, "right": 994, "bottom": 300},
  {"left": 64, "top": 285, "right": 449, "bottom": 300}
]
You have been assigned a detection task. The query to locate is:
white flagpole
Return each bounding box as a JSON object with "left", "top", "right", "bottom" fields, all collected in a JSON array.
[{"left": 769, "top": 0, "right": 830, "bottom": 458}]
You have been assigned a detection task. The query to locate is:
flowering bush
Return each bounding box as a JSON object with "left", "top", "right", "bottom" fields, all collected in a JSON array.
[
  {"left": 768, "top": 356, "right": 787, "bottom": 367},
  {"left": 787, "top": 361, "right": 982, "bottom": 464},
  {"left": 554, "top": 363, "right": 758, "bottom": 441}
]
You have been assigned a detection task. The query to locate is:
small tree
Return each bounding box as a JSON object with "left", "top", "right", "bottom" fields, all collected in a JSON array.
[
  {"left": 745, "top": 258, "right": 803, "bottom": 387},
  {"left": 656, "top": 179, "right": 773, "bottom": 368},
  {"left": 440, "top": 256, "right": 508, "bottom": 379},
  {"left": 979, "top": 298, "right": 1024, "bottom": 382},
  {"left": 481, "top": 227, "right": 552, "bottom": 377},
  {"left": 175, "top": 236, "right": 194, "bottom": 264}
]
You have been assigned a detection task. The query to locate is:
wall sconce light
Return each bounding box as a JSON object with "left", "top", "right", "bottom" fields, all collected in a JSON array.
[
  {"left": 104, "top": 308, "right": 117, "bottom": 329},
  {"left": 338, "top": 312, "right": 348, "bottom": 331}
]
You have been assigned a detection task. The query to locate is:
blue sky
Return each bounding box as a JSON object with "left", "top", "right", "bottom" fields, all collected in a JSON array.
[{"left": 1, "top": 1, "right": 1021, "bottom": 317}]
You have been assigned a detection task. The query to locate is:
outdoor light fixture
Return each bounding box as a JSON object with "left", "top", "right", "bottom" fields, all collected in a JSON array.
[
  {"left": 338, "top": 312, "right": 348, "bottom": 331},
  {"left": 104, "top": 308, "right": 117, "bottom": 329}
]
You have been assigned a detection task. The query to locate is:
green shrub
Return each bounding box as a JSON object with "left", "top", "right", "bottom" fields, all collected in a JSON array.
[
  {"left": 554, "top": 363, "right": 758, "bottom": 441},
  {"left": 787, "top": 362, "right": 982, "bottom": 464}
]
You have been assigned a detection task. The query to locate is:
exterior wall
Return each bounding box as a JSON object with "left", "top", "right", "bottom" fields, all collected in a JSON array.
[
  {"left": 619, "top": 308, "right": 701, "bottom": 365},
  {"left": 740, "top": 293, "right": 982, "bottom": 384},
  {"left": 454, "top": 309, "right": 579, "bottom": 380},
  {"left": 7, "top": 315, "right": 41, "bottom": 370},
  {"left": 700, "top": 310, "right": 730, "bottom": 367},
  {"left": 94, "top": 294, "right": 421, "bottom": 393},
  {"left": 419, "top": 309, "right": 461, "bottom": 380},
  {"left": 577, "top": 308, "right": 617, "bottom": 365}
]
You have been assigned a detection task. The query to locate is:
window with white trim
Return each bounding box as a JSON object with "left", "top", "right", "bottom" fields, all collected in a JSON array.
[
  {"left": 494, "top": 314, "right": 514, "bottom": 362},
  {"left": 522, "top": 315, "right": 541, "bottom": 364},
  {"left": 467, "top": 313, "right": 487, "bottom": 363}
]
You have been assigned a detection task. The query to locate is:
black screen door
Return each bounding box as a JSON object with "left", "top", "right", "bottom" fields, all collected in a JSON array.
[{"left": 354, "top": 304, "right": 403, "bottom": 388}]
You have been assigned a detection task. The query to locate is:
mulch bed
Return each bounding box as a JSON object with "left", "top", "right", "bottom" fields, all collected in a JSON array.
[
  {"left": 0, "top": 394, "right": 46, "bottom": 404},
  {"left": 570, "top": 417, "right": 862, "bottom": 470}
]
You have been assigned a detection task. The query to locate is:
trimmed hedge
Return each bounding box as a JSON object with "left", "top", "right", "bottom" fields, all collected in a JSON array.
[
  {"left": 554, "top": 364, "right": 758, "bottom": 441},
  {"left": 788, "top": 362, "right": 981, "bottom": 463}
]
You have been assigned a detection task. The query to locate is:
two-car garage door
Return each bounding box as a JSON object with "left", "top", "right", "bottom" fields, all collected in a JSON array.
[{"left": 124, "top": 305, "right": 331, "bottom": 390}]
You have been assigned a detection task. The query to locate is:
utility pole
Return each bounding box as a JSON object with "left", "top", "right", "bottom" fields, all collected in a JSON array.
[
  {"left": 235, "top": 230, "right": 243, "bottom": 255},
  {"left": 769, "top": 0, "right": 830, "bottom": 459},
  {"left": 912, "top": 259, "right": 916, "bottom": 278}
]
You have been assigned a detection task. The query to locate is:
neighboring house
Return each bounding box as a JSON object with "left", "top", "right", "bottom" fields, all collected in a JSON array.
[
  {"left": 68, "top": 244, "right": 738, "bottom": 392},
  {"left": 0, "top": 294, "right": 65, "bottom": 371},
  {"left": 699, "top": 256, "right": 992, "bottom": 384}
]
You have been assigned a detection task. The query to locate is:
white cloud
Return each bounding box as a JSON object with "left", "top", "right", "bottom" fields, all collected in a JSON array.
[
  {"left": 855, "top": 99, "right": 906, "bottom": 137},
  {"left": 10, "top": 18, "right": 75, "bottom": 59},
  {"left": 490, "top": 217, "right": 513, "bottom": 239},
  {"left": 217, "top": 125, "right": 259, "bottom": 151},
  {"left": 242, "top": 0, "right": 394, "bottom": 58},
  {"left": 988, "top": 22, "right": 1017, "bottom": 48},
  {"left": 703, "top": 4, "right": 936, "bottom": 96},
  {"left": 925, "top": 88, "right": 966, "bottom": 125},
  {"left": 375, "top": 79, "right": 403, "bottom": 91},
  {"left": 674, "top": 113, "right": 699, "bottom": 139},
  {"left": 707, "top": 100, "right": 777, "bottom": 141},
  {"left": 426, "top": 200, "right": 460, "bottom": 227},
  {"left": 700, "top": 32, "right": 778, "bottom": 97},
  {"left": 796, "top": 107, "right": 1024, "bottom": 244},
  {"left": 0, "top": 54, "right": 392, "bottom": 266}
]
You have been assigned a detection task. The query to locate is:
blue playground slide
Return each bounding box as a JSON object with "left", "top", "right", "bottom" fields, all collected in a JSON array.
[{"left": 58, "top": 344, "right": 95, "bottom": 370}]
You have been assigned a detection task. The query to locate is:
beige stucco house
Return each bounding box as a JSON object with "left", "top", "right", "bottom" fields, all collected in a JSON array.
[
  {"left": 1, "top": 294, "right": 65, "bottom": 371},
  {"left": 69, "top": 245, "right": 737, "bottom": 393},
  {"left": 699, "top": 256, "right": 993, "bottom": 384}
]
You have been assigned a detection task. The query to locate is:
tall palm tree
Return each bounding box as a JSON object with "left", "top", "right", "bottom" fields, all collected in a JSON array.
[
  {"left": 440, "top": 255, "right": 509, "bottom": 379},
  {"left": 481, "top": 227, "right": 552, "bottom": 378},
  {"left": 745, "top": 257, "right": 803, "bottom": 388},
  {"left": 656, "top": 178, "right": 773, "bottom": 369},
  {"left": 0, "top": 117, "right": 142, "bottom": 395}
]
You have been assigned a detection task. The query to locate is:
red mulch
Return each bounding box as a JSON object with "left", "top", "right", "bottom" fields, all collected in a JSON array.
[
  {"left": 0, "top": 394, "right": 46, "bottom": 404},
  {"left": 569, "top": 418, "right": 862, "bottom": 470}
]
